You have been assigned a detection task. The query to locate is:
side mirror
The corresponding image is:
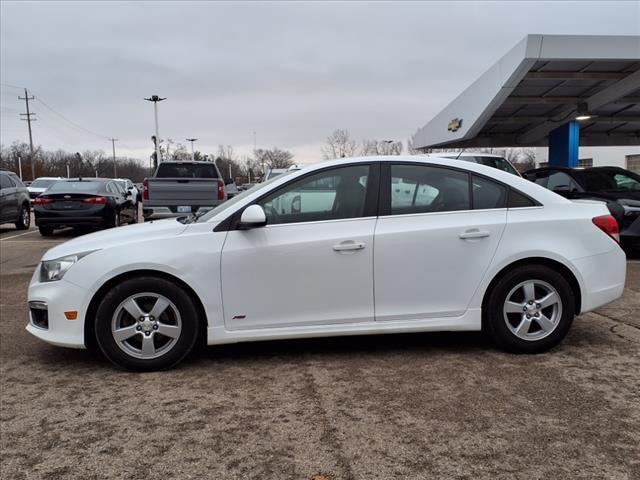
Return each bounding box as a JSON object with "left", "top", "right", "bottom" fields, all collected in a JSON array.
[
  {"left": 239, "top": 205, "right": 267, "bottom": 229},
  {"left": 224, "top": 178, "right": 234, "bottom": 185}
]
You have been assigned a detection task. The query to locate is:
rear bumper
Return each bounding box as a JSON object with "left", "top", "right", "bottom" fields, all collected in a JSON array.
[
  {"left": 143, "top": 205, "right": 215, "bottom": 220},
  {"left": 573, "top": 246, "right": 627, "bottom": 313},
  {"left": 34, "top": 206, "right": 109, "bottom": 227}
]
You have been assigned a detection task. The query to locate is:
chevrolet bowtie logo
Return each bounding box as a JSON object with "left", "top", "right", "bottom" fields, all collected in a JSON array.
[{"left": 448, "top": 118, "right": 462, "bottom": 132}]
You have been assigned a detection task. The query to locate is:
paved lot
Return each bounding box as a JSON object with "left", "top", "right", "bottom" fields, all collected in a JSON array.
[{"left": 1, "top": 220, "right": 639, "bottom": 480}]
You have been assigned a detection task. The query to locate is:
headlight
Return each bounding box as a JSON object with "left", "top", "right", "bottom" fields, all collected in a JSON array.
[{"left": 40, "top": 251, "right": 97, "bottom": 282}]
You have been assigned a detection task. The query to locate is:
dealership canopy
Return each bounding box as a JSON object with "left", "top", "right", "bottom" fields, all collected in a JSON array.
[{"left": 413, "top": 34, "right": 640, "bottom": 162}]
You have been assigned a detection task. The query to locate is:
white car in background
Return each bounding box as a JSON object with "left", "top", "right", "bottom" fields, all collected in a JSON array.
[
  {"left": 27, "top": 156, "right": 625, "bottom": 371},
  {"left": 427, "top": 152, "right": 521, "bottom": 176},
  {"left": 27, "top": 177, "right": 66, "bottom": 203},
  {"left": 114, "top": 178, "right": 140, "bottom": 203}
]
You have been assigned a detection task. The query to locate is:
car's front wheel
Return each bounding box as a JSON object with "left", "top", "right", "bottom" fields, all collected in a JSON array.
[
  {"left": 94, "top": 276, "right": 200, "bottom": 371},
  {"left": 485, "top": 265, "right": 575, "bottom": 353}
]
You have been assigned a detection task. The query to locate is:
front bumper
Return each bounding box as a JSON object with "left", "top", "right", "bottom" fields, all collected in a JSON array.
[{"left": 26, "top": 276, "right": 91, "bottom": 349}]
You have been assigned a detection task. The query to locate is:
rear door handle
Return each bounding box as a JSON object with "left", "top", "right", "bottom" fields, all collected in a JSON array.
[
  {"left": 333, "top": 241, "right": 366, "bottom": 252},
  {"left": 459, "top": 229, "right": 490, "bottom": 240}
]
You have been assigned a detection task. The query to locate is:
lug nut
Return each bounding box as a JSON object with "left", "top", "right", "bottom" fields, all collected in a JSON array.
[
  {"left": 535, "top": 313, "right": 540, "bottom": 317},
  {"left": 528, "top": 301, "right": 534, "bottom": 305},
  {"left": 136, "top": 326, "right": 141, "bottom": 331},
  {"left": 153, "top": 325, "right": 158, "bottom": 330},
  {"left": 139, "top": 317, "right": 144, "bottom": 322},
  {"left": 536, "top": 304, "right": 541, "bottom": 309},
  {"left": 522, "top": 306, "right": 527, "bottom": 311},
  {"left": 526, "top": 314, "right": 531, "bottom": 318},
  {"left": 145, "top": 331, "right": 150, "bottom": 336}
]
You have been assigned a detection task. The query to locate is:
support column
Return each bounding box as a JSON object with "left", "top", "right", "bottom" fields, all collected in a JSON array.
[{"left": 548, "top": 121, "right": 580, "bottom": 167}]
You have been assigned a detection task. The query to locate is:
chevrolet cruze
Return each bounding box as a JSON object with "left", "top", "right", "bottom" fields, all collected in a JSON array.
[{"left": 27, "top": 157, "right": 627, "bottom": 370}]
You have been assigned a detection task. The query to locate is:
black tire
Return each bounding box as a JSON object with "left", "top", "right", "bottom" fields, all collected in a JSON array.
[
  {"left": 94, "top": 276, "right": 200, "bottom": 371},
  {"left": 484, "top": 265, "right": 575, "bottom": 353},
  {"left": 111, "top": 210, "right": 120, "bottom": 228},
  {"left": 15, "top": 203, "right": 30, "bottom": 230},
  {"left": 38, "top": 226, "right": 54, "bottom": 236}
]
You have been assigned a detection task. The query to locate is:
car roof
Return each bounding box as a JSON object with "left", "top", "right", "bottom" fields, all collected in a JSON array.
[{"left": 425, "top": 152, "right": 507, "bottom": 159}]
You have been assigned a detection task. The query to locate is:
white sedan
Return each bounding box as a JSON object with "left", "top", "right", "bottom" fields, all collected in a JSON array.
[{"left": 27, "top": 156, "right": 626, "bottom": 370}]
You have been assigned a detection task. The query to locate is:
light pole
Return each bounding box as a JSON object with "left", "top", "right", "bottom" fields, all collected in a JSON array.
[
  {"left": 109, "top": 138, "right": 118, "bottom": 177},
  {"left": 144, "top": 95, "right": 166, "bottom": 166},
  {"left": 186, "top": 138, "right": 198, "bottom": 161}
]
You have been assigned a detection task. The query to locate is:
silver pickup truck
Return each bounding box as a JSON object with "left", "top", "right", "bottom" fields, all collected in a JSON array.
[{"left": 142, "top": 161, "right": 227, "bottom": 221}]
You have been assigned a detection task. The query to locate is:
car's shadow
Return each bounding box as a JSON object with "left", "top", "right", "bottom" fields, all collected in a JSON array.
[{"left": 31, "top": 331, "right": 491, "bottom": 372}]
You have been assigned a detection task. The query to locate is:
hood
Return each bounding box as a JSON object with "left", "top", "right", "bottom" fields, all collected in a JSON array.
[{"left": 42, "top": 218, "right": 188, "bottom": 261}]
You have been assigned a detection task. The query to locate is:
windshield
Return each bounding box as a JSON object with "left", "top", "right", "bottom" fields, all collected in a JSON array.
[
  {"left": 195, "top": 172, "right": 292, "bottom": 223},
  {"left": 469, "top": 156, "right": 519, "bottom": 175},
  {"left": 30, "top": 179, "right": 62, "bottom": 189},
  {"left": 156, "top": 163, "right": 219, "bottom": 178},
  {"left": 48, "top": 181, "right": 103, "bottom": 193}
]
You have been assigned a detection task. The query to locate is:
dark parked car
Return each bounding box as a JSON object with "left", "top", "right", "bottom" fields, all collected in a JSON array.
[
  {"left": 33, "top": 178, "right": 137, "bottom": 236},
  {"left": 0, "top": 170, "right": 31, "bottom": 230},
  {"left": 523, "top": 166, "right": 640, "bottom": 249}
]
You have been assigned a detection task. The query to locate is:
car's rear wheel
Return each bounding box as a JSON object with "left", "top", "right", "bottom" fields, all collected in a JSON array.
[
  {"left": 94, "top": 276, "right": 200, "bottom": 371},
  {"left": 15, "top": 203, "right": 30, "bottom": 230},
  {"left": 485, "top": 265, "right": 575, "bottom": 353},
  {"left": 38, "top": 226, "right": 54, "bottom": 236}
]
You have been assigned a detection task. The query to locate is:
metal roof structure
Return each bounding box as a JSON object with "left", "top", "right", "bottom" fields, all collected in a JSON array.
[{"left": 413, "top": 34, "right": 640, "bottom": 149}]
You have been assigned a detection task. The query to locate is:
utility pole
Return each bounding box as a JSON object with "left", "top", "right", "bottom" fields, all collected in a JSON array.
[
  {"left": 109, "top": 138, "right": 118, "bottom": 177},
  {"left": 186, "top": 138, "right": 198, "bottom": 161},
  {"left": 144, "top": 95, "right": 166, "bottom": 166},
  {"left": 18, "top": 89, "right": 36, "bottom": 180}
]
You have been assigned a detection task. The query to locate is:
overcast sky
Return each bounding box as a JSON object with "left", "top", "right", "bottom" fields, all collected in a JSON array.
[{"left": 1, "top": 1, "right": 639, "bottom": 164}]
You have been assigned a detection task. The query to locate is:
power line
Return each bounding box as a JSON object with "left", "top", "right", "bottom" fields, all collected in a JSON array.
[{"left": 34, "top": 96, "right": 110, "bottom": 140}]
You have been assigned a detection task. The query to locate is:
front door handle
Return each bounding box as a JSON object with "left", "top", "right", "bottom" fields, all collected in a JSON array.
[
  {"left": 459, "top": 229, "right": 490, "bottom": 240},
  {"left": 333, "top": 241, "right": 366, "bottom": 252}
]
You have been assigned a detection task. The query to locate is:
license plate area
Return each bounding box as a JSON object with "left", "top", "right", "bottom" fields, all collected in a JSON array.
[{"left": 177, "top": 206, "right": 192, "bottom": 213}]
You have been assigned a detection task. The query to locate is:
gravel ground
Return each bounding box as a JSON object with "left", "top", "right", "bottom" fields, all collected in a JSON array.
[{"left": 1, "top": 223, "right": 639, "bottom": 480}]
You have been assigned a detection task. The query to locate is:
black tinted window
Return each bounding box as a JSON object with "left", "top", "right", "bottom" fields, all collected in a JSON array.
[
  {"left": 507, "top": 189, "right": 536, "bottom": 208},
  {"left": 390, "top": 165, "right": 470, "bottom": 215},
  {"left": 156, "top": 163, "right": 219, "bottom": 178},
  {"left": 472, "top": 176, "right": 506, "bottom": 209},
  {"left": 48, "top": 181, "right": 103, "bottom": 193},
  {"left": 0, "top": 175, "right": 14, "bottom": 189},
  {"left": 259, "top": 165, "right": 370, "bottom": 225}
]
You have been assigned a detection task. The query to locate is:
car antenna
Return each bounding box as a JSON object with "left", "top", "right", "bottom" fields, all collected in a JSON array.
[{"left": 455, "top": 148, "right": 466, "bottom": 160}]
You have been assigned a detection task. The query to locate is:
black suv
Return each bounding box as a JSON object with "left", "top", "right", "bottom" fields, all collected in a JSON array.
[
  {"left": 523, "top": 166, "right": 640, "bottom": 250},
  {"left": 0, "top": 170, "right": 31, "bottom": 230}
]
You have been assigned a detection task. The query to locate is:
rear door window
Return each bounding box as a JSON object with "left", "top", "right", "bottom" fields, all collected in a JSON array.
[
  {"left": 472, "top": 176, "right": 507, "bottom": 209},
  {"left": 1, "top": 175, "right": 15, "bottom": 190},
  {"left": 388, "top": 164, "right": 470, "bottom": 215}
]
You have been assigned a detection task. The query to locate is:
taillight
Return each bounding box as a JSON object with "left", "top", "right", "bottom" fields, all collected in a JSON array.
[
  {"left": 592, "top": 215, "right": 620, "bottom": 243},
  {"left": 82, "top": 196, "right": 108, "bottom": 205},
  {"left": 33, "top": 197, "right": 53, "bottom": 205},
  {"left": 217, "top": 180, "right": 225, "bottom": 201},
  {"left": 143, "top": 179, "right": 149, "bottom": 201}
]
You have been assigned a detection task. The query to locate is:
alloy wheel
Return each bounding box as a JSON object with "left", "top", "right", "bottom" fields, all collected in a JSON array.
[
  {"left": 111, "top": 293, "right": 182, "bottom": 359},
  {"left": 503, "top": 279, "right": 563, "bottom": 341}
]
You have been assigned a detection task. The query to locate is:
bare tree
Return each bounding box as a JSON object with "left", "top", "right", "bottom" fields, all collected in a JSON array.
[
  {"left": 361, "top": 139, "right": 403, "bottom": 156},
  {"left": 322, "top": 129, "right": 357, "bottom": 159},
  {"left": 254, "top": 147, "right": 294, "bottom": 170}
]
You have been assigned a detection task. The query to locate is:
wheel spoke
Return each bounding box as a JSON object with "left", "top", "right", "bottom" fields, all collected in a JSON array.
[
  {"left": 522, "top": 282, "right": 536, "bottom": 302},
  {"left": 122, "top": 297, "right": 145, "bottom": 319},
  {"left": 505, "top": 301, "right": 524, "bottom": 314},
  {"left": 156, "top": 323, "right": 180, "bottom": 339},
  {"left": 113, "top": 324, "right": 139, "bottom": 342},
  {"left": 515, "top": 316, "right": 532, "bottom": 337},
  {"left": 539, "top": 291, "right": 559, "bottom": 309},
  {"left": 536, "top": 314, "right": 555, "bottom": 332},
  {"left": 141, "top": 335, "right": 156, "bottom": 356},
  {"left": 149, "top": 297, "right": 170, "bottom": 319}
]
